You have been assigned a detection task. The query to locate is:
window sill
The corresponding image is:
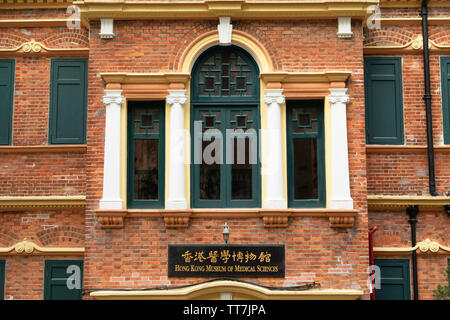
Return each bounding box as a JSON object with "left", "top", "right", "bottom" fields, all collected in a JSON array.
[{"left": 95, "top": 208, "right": 358, "bottom": 229}]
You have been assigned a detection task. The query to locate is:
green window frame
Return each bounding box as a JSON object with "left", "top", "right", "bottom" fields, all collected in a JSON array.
[
  {"left": 0, "top": 59, "right": 15, "bottom": 145},
  {"left": 286, "top": 100, "right": 325, "bottom": 208},
  {"left": 44, "top": 260, "right": 83, "bottom": 300},
  {"left": 190, "top": 45, "right": 261, "bottom": 208},
  {"left": 441, "top": 56, "right": 450, "bottom": 144},
  {"left": 0, "top": 260, "right": 5, "bottom": 300},
  {"left": 49, "top": 58, "right": 87, "bottom": 144},
  {"left": 127, "top": 101, "right": 165, "bottom": 209},
  {"left": 364, "top": 57, "right": 404, "bottom": 145},
  {"left": 374, "top": 259, "right": 411, "bottom": 300}
]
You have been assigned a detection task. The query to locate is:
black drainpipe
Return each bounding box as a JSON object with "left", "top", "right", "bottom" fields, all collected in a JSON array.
[
  {"left": 420, "top": 0, "right": 439, "bottom": 196},
  {"left": 407, "top": 206, "right": 419, "bottom": 300}
]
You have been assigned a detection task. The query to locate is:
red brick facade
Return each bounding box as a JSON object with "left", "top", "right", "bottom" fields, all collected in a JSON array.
[{"left": 0, "top": 1, "right": 448, "bottom": 300}]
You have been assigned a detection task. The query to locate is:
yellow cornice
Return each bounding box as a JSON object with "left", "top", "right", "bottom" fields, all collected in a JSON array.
[
  {"left": 100, "top": 72, "right": 190, "bottom": 85},
  {"left": 90, "top": 279, "right": 363, "bottom": 300},
  {"left": 374, "top": 239, "right": 450, "bottom": 255},
  {"left": 0, "top": 196, "right": 86, "bottom": 211},
  {"left": 75, "top": 0, "right": 379, "bottom": 23},
  {"left": 379, "top": 0, "right": 450, "bottom": 8},
  {"left": 367, "top": 195, "right": 450, "bottom": 211},
  {"left": 260, "top": 71, "right": 352, "bottom": 84},
  {"left": 364, "top": 36, "right": 450, "bottom": 55},
  {"left": 0, "top": 240, "right": 84, "bottom": 256},
  {"left": 0, "top": 19, "right": 79, "bottom": 28},
  {"left": 0, "top": 39, "right": 89, "bottom": 57},
  {"left": 0, "top": 0, "right": 72, "bottom": 9}
]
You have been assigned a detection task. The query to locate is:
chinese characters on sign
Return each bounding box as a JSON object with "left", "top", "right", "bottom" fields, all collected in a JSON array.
[{"left": 168, "top": 245, "right": 285, "bottom": 277}]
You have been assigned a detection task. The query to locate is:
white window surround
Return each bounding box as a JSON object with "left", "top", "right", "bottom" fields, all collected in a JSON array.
[
  {"left": 100, "top": 89, "right": 124, "bottom": 210},
  {"left": 328, "top": 88, "right": 354, "bottom": 209},
  {"left": 99, "top": 89, "right": 353, "bottom": 211},
  {"left": 263, "top": 89, "right": 287, "bottom": 209},
  {"left": 165, "top": 89, "right": 188, "bottom": 210}
]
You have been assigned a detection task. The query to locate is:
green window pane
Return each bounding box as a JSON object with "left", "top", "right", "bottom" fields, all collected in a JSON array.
[
  {"left": 127, "top": 102, "right": 165, "bottom": 209},
  {"left": 287, "top": 101, "right": 325, "bottom": 208},
  {"left": 293, "top": 138, "right": 318, "bottom": 200},
  {"left": 374, "top": 259, "right": 411, "bottom": 300},
  {"left": 0, "top": 260, "right": 5, "bottom": 300}
]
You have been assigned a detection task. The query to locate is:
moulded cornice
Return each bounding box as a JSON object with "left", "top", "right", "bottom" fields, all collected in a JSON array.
[
  {"left": 75, "top": 0, "right": 379, "bottom": 26},
  {"left": 0, "top": 196, "right": 86, "bottom": 211},
  {"left": 100, "top": 73, "right": 191, "bottom": 85},
  {"left": 0, "top": 240, "right": 84, "bottom": 256},
  {"left": 374, "top": 239, "right": 450, "bottom": 255},
  {"left": 368, "top": 195, "right": 450, "bottom": 211}
]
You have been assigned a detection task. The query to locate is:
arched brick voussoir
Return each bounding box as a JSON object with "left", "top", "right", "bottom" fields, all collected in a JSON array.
[
  {"left": 0, "top": 32, "right": 29, "bottom": 49},
  {"left": 42, "top": 29, "right": 89, "bottom": 49},
  {"left": 364, "top": 27, "right": 416, "bottom": 47},
  {"left": 36, "top": 226, "right": 85, "bottom": 247},
  {"left": 0, "top": 228, "right": 20, "bottom": 247}
]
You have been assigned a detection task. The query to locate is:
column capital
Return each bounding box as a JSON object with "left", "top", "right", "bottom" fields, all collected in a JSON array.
[
  {"left": 328, "top": 88, "right": 350, "bottom": 104},
  {"left": 166, "top": 89, "right": 187, "bottom": 106},
  {"left": 264, "top": 89, "right": 285, "bottom": 105},
  {"left": 103, "top": 89, "right": 124, "bottom": 106}
]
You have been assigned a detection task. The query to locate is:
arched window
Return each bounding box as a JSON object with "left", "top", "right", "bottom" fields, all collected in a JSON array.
[{"left": 191, "top": 45, "right": 260, "bottom": 208}]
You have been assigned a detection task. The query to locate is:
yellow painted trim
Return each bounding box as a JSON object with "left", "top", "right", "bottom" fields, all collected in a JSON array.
[
  {"left": 0, "top": 39, "right": 88, "bottom": 54},
  {"left": 101, "top": 73, "right": 190, "bottom": 84},
  {"left": 90, "top": 280, "right": 363, "bottom": 300},
  {"left": 179, "top": 31, "right": 273, "bottom": 74},
  {"left": 374, "top": 239, "right": 450, "bottom": 255},
  {"left": 260, "top": 71, "right": 352, "bottom": 84},
  {"left": 121, "top": 97, "right": 127, "bottom": 209},
  {"left": 379, "top": 0, "right": 450, "bottom": 8},
  {"left": 368, "top": 195, "right": 450, "bottom": 211},
  {"left": 0, "top": 19, "right": 79, "bottom": 27},
  {"left": 77, "top": 0, "right": 379, "bottom": 21},
  {"left": 0, "top": 196, "right": 85, "bottom": 211},
  {"left": 0, "top": 240, "right": 84, "bottom": 256},
  {"left": 324, "top": 96, "right": 332, "bottom": 208}
]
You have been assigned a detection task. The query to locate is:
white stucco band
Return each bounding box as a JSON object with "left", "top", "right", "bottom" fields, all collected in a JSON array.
[
  {"left": 100, "top": 89, "right": 124, "bottom": 210},
  {"left": 263, "top": 89, "right": 287, "bottom": 209},
  {"left": 166, "top": 89, "right": 188, "bottom": 210},
  {"left": 328, "top": 88, "right": 354, "bottom": 209}
]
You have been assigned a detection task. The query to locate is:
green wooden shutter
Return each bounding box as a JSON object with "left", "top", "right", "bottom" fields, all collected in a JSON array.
[
  {"left": 44, "top": 260, "right": 83, "bottom": 300},
  {"left": 0, "top": 60, "right": 15, "bottom": 145},
  {"left": 49, "top": 59, "right": 87, "bottom": 144},
  {"left": 441, "top": 57, "right": 450, "bottom": 144},
  {"left": 0, "top": 260, "right": 5, "bottom": 300},
  {"left": 364, "top": 57, "right": 404, "bottom": 145},
  {"left": 375, "top": 259, "right": 411, "bottom": 300}
]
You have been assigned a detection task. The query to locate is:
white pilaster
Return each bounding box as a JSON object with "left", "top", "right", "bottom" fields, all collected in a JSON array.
[
  {"left": 328, "top": 88, "right": 353, "bottom": 209},
  {"left": 100, "top": 89, "right": 124, "bottom": 210},
  {"left": 263, "top": 89, "right": 287, "bottom": 209},
  {"left": 166, "top": 90, "right": 188, "bottom": 209}
]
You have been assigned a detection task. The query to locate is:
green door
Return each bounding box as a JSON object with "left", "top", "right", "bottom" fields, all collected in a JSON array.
[
  {"left": 0, "top": 60, "right": 15, "bottom": 145},
  {"left": 44, "top": 260, "right": 83, "bottom": 300},
  {"left": 0, "top": 260, "right": 5, "bottom": 300},
  {"left": 375, "top": 259, "right": 411, "bottom": 300}
]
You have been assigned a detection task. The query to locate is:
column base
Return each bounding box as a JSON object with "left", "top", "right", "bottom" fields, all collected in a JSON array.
[
  {"left": 165, "top": 199, "right": 188, "bottom": 210},
  {"left": 329, "top": 198, "right": 354, "bottom": 210},
  {"left": 263, "top": 199, "right": 287, "bottom": 209},
  {"left": 99, "top": 198, "right": 123, "bottom": 210}
]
